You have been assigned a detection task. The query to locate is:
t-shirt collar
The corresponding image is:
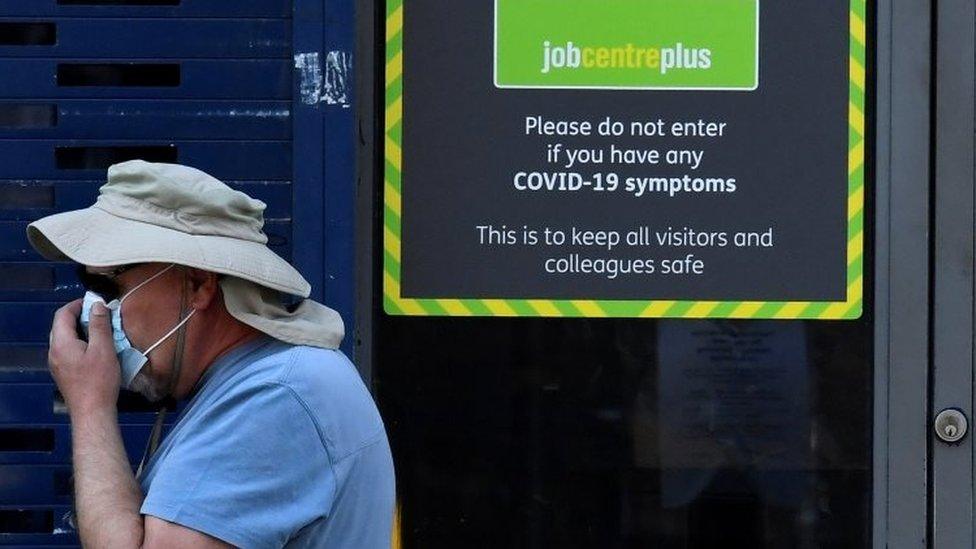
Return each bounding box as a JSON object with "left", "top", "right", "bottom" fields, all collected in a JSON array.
[{"left": 188, "top": 333, "right": 274, "bottom": 396}]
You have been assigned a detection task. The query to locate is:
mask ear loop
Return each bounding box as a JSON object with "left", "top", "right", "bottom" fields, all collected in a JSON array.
[
  {"left": 142, "top": 308, "right": 196, "bottom": 357},
  {"left": 119, "top": 263, "right": 177, "bottom": 305}
]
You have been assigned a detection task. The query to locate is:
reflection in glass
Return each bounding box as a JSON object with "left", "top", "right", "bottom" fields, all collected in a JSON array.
[{"left": 375, "top": 313, "right": 872, "bottom": 548}]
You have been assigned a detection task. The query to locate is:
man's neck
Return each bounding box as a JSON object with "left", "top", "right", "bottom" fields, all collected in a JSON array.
[
  {"left": 207, "top": 328, "right": 263, "bottom": 369},
  {"left": 177, "top": 321, "right": 263, "bottom": 398}
]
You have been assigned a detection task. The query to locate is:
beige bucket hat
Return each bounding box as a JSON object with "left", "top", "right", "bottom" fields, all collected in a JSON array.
[{"left": 26, "top": 160, "right": 344, "bottom": 349}]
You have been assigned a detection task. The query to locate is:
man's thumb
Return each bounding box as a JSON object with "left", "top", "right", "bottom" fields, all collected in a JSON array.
[{"left": 87, "top": 302, "right": 113, "bottom": 350}]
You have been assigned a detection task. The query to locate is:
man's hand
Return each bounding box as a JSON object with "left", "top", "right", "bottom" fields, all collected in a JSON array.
[{"left": 48, "top": 299, "right": 120, "bottom": 416}]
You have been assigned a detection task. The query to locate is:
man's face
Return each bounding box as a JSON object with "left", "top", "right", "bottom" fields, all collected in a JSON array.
[{"left": 86, "top": 262, "right": 191, "bottom": 401}]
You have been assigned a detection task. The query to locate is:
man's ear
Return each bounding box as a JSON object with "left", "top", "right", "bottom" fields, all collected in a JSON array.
[{"left": 185, "top": 268, "right": 219, "bottom": 310}]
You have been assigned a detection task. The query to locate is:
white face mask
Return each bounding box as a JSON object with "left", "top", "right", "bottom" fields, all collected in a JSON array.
[{"left": 79, "top": 264, "right": 196, "bottom": 390}]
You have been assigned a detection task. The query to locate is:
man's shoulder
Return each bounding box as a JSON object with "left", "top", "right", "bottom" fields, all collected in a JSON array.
[
  {"left": 210, "top": 340, "right": 355, "bottom": 393},
  {"left": 225, "top": 342, "right": 387, "bottom": 461},
  {"left": 274, "top": 344, "right": 359, "bottom": 386}
]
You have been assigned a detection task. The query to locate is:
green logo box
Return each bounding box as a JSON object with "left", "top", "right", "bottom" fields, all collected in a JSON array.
[{"left": 494, "top": 0, "right": 759, "bottom": 90}]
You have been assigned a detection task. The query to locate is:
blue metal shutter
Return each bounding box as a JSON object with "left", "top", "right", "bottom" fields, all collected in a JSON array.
[{"left": 0, "top": 1, "right": 356, "bottom": 544}]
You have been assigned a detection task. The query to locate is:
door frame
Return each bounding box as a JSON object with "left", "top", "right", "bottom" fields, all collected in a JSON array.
[
  {"left": 929, "top": 0, "right": 975, "bottom": 546},
  {"left": 875, "top": 0, "right": 932, "bottom": 546}
]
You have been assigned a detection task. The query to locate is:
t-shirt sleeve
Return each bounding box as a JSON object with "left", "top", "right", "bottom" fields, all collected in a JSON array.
[{"left": 140, "top": 381, "right": 336, "bottom": 548}]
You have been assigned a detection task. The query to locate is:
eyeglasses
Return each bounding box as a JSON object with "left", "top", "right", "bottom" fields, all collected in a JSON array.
[{"left": 75, "top": 264, "right": 141, "bottom": 302}]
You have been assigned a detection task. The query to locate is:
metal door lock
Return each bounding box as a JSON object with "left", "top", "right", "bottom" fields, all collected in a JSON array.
[{"left": 934, "top": 408, "right": 968, "bottom": 443}]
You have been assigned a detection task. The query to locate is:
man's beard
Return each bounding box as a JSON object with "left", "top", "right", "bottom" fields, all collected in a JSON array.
[{"left": 127, "top": 370, "right": 166, "bottom": 402}]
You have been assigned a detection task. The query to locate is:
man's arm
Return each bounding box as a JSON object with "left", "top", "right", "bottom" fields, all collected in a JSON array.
[
  {"left": 50, "top": 300, "right": 230, "bottom": 549},
  {"left": 70, "top": 406, "right": 144, "bottom": 547}
]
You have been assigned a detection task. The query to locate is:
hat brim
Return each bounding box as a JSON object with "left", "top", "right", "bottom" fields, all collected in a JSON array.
[{"left": 27, "top": 206, "right": 312, "bottom": 297}]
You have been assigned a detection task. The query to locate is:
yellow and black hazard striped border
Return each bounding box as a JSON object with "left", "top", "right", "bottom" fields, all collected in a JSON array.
[{"left": 382, "top": 0, "right": 866, "bottom": 320}]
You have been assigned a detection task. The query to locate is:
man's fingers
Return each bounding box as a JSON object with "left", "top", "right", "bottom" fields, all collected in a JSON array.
[{"left": 50, "top": 299, "right": 83, "bottom": 343}]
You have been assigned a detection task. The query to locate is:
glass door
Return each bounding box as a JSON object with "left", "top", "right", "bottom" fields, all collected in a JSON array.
[{"left": 356, "top": 1, "right": 937, "bottom": 546}]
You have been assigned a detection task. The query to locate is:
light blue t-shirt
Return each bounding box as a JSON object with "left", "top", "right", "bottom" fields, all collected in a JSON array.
[{"left": 138, "top": 335, "right": 395, "bottom": 548}]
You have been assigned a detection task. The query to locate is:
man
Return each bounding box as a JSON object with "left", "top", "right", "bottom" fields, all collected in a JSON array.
[{"left": 27, "top": 160, "right": 395, "bottom": 548}]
